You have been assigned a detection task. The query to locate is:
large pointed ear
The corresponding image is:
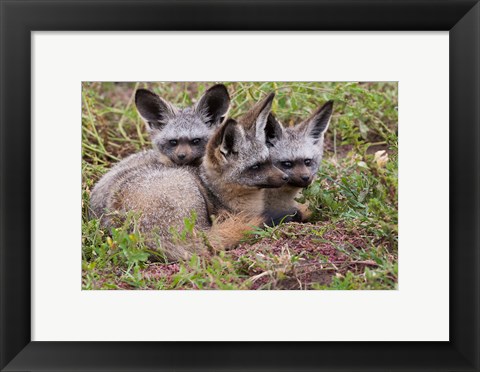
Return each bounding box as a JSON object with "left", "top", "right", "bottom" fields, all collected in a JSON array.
[
  {"left": 135, "top": 89, "right": 177, "bottom": 130},
  {"left": 254, "top": 93, "right": 275, "bottom": 140},
  {"left": 265, "top": 113, "right": 283, "bottom": 147},
  {"left": 299, "top": 100, "right": 333, "bottom": 141},
  {"left": 218, "top": 119, "right": 242, "bottom": 158},
  {"left": 239, "top": 92, "right": 275, "bottom": 142},
  {"left": 195, "top": 84, "right": 230, "bottom": 128}
]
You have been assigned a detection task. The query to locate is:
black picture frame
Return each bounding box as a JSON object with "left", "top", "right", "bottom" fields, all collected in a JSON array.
[{"left": 1, "top": 0, "right": 479, "bottom": 371}]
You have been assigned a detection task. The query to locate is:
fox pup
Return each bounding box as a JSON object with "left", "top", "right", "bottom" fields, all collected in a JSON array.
[
  {"left": 264, "top": 100, "right": 333, "bottom": 225},
  {"left": 90, "top": 84, "right": 230, "bottom": 219},
  {"left": 136, "top": 83, "right": 230, "bottom": 166},
  {"left": 90, "top": 93, "right": 288, "bottom": 261}
]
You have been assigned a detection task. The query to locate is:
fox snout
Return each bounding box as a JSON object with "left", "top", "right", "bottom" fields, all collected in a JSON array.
[
  {"left": 173, "top": 145, "right": 193, "bottom": 165},
  {"left": 293, "top": 174, "right": 312, "bottom": 187},
  {"left": 265, "top": 166, "right": 289, "bottom": 188},
  {"left": 289, "top": 172, "right": 313, "bottom": 187}
]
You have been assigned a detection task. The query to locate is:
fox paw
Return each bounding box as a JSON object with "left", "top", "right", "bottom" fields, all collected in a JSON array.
[{"left": 263, "top": 209, "right": 302, "bottom": 227}]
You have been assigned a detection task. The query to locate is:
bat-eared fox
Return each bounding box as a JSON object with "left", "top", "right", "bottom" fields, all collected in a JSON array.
[
  {"left": 90, "top": 92, "right": 288, "bottom": 261},
  {"left": 90, "top": 84, "right": 230, "bottom": 220},
  {"left": 135, "top": 84, "right": 230, "bottom": 166},
  {"left": 264, "top": 100, "right": 333, "bottom": 225}
]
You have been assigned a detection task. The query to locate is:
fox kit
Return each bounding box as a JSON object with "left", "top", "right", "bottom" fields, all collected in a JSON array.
[
  {"left": 264, "top": 100, "right": 333, "bottom": 224},
  {"left": 135, "top": 83, "right": 230, "bottom": 166},
  {"left": 90, "top": 84, "right": 230, "bottom": 219},
  {"left": 90, "top": 93, "right": 288, "bottom": 261}
]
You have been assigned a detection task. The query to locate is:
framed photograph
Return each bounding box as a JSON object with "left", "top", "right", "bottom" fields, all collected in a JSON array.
[{"left": 1, "top": 0, "right": 479, "bottom": 371}]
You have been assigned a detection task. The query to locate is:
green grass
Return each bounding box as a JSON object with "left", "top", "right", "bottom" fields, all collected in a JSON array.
[{"left": 82, "top": 82, "right": 398, "bottom": 290}]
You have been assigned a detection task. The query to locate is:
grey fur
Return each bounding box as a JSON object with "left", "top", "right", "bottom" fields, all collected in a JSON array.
[
  {"left": 89, "top": 150, "right": 165, "bottom": 222},
  {"left": 264, "top": 100, "right": 333, "bottom": 222}
]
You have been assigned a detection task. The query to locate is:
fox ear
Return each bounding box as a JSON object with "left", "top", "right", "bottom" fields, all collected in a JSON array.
[
  {"left": 135, "top": 89, "right": 176, "bottom": 130},
  {"left": 219, "top": 119, "right": 241, "bottom": 157},
  {"left": 195, "top": 84, "right": 230, "bottom": 128},
  {"left": 301, "top": 100, "right": 333, "bottom": 141},
  {"left": 245, "top": 92, "right": 275, "bottom": 141},
  {"left": 265, "top": 113, "right": 283, "bottom": 147}
]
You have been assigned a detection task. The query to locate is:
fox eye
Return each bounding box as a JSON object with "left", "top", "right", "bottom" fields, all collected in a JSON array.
[
  {"left": 281, "top": 161, "right": 293, "bottom": 169},
  {"left": 304, "top": 159, "right": 312, "bottom": 166},
  {"left": 169, "top": 140, "right": 178, "bottom": 147},
  {"left": 250, "top": 163, "right": 262, "bottom": 171},
  {"left": 191, "top": 138, "right": 201, "bottom": 145}
]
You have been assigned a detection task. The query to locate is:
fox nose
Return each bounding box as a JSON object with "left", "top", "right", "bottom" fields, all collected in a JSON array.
[
  {"left": 301, "top": 175, "right": 310, "bottom": 182},
  {"left": 178, "top": 153, "right": 186, "bottom": 160}
]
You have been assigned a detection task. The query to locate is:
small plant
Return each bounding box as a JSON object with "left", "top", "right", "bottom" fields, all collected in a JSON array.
[{"left": 169, "top": 210, "right": 198, "bottom": 243}]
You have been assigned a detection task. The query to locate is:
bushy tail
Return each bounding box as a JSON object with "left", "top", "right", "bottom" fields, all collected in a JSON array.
[
  {"left": 206, "top": 211, "right": 264, "bottom": 251},
  {"left": 148, "top": 212, "right": 264, "bottom": 262}
]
